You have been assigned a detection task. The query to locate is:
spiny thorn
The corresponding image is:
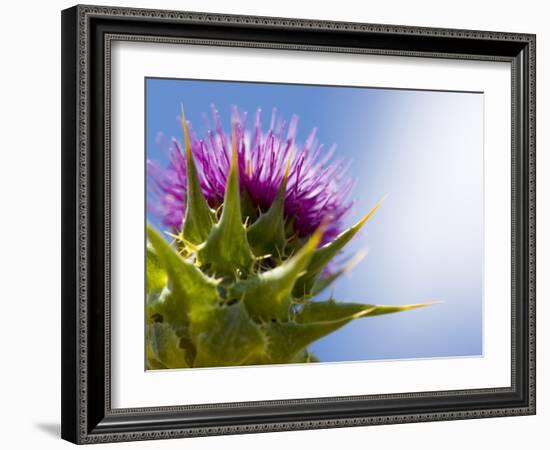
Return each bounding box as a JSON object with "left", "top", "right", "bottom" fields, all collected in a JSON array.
[
  {"left": 180, "top": 104, "right": 192, "bottom": 159},
  {"left": 231, "top": 126, "right": 238, "bottom": 166},
  {"left": 356, "top": 195, "right": 386, "bottom": 228},
  {"left": 283, "top": 147, "right": 294, "bottom": 181},
  {"left": 308, "top": 216, "right": 330, "bottom": 249},
  {"left": 393, "top": 301, "right": 442, "bottom": 312},
  {"left": 352, "top": 306, "right": 378, "bottom": 319}
]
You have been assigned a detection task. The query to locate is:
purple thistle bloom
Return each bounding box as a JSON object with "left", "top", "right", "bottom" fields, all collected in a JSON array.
[{"left": 147, "top": 106, "right": 356, "bottom": 244}]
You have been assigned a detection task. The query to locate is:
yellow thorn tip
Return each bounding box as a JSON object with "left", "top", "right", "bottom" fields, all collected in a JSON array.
[
  {"left": 356, "top": 195, "right": 387, "bottom": 228},
  {"left": 181, "top": 104, "right": 192, "bottom": 158},
  {"left": 308, "top": 217, "right": 330, "bottom": 250},
  {"left": 283, "top": 148, "right": 294, "bottom": 181},
  {"left": 231, "top": 127, "right": 238, "bottom": 166}
]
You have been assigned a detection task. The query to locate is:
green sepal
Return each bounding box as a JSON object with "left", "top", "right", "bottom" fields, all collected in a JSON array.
[
  {"left": 261, "top": 318, "right": 352, "bottom": 364},
  {"left": 293, "top": 198, "right": 384, "bottom": 298},
  {"left": 180, "top": 110, "right": 215, "bottom": 246},
  {"left": 263, "top": 299, "right": 431, "bottom": 364},
  {"left": 146, "top": 244, "right": 167, "bottom": 296},
  {"left": 230, "top": 225, "right": 324, "bottom": 321},
  {"left": 146, "top": 359, "right": 167, "bottom": 370},
  {"left": 146, "top": 328, "right": 166, "bottom": 369},
  {"left": 296, "top": 299, "right": 434, "bottom": 323},
  {"left": 240, "top": 189, "right": 259, "bottom": 224},
  {"left": 147, "top": 226, "right": 220, "bottom": 327},
  {"left": 190, "top": 302, "right": 267, "bottom": 367},
  {"left": 291, "top": 349, "right": 320, "bottom": 363},
  {"left": 197, "top": 132, "right": 255, "bottom": 279},
  {"left": 147, "top": 322, "right": 189, "bottom": 369},
  {"left": 247, "top": 170, "right": 288, "bottom": 258}
]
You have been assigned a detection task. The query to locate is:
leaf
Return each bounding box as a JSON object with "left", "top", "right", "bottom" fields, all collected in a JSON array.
[
  {"left": 147, "top": 226, "right": 220, "bottom": 327},
  {"left": 147, "top": 322, "right": 189, "bottom": 369},
  {"left": 247, "top": 156, "right": 291, "bottom": 258},
  {"left": 190, "top": 302, "right": 267, "bottom": 367},
  {"left": 180, "top": 108, "right": 215, "bottom": 245},
  {"left": 293, "top": 198, "right": 384, "bottom": 298},
  {"left": 197, "top": 130, "right": 255, "bottom": 279},
  {"left": 230, "top": 224, "right": 324, "bottom": 321},
  {"left": 146, "top": 244, "right": 167, "bottom": 295}
]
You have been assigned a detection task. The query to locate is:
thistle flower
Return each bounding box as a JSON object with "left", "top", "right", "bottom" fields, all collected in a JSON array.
[
  {"left": 148, "top": 106, "right": 355, "bottom": 245},
  {"left": 145, "top": 105, "right": 432, "bottom": 370}
]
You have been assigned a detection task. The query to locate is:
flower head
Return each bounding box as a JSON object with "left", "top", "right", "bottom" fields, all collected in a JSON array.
[{"left": 148, "top": 106, "right": 355, "bottom": 244}]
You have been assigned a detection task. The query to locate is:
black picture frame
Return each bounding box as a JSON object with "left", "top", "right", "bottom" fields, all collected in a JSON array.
[{"left": 61, "top": 4, "right": 536, "bottom": 444}]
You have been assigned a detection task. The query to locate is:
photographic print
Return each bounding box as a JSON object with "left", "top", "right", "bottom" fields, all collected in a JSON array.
[
  {"left": 145, "top": 78, "right": 483, "bottom": 370},
  {"left": 62, "top": 7, "right": 535, "bottom": 442}
]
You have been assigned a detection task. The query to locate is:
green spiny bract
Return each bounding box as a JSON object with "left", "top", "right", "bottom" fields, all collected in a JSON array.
[{"left": 146, "top": 120, "right": 430, "bottom": 369}]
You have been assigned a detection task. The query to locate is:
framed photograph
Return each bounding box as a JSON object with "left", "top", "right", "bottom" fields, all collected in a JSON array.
[{"left": 61, "top": 4, "right": 536, "bottom": 444}]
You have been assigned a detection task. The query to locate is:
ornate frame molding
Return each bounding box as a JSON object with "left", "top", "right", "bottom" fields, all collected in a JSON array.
[{"left": 61, "top": 4, "right": 536, "bottom": 444}]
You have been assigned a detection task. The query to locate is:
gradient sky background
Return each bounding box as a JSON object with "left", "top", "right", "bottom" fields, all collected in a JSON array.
[{"left": 146, "top": 77, "right": 484, "bottom": 362}]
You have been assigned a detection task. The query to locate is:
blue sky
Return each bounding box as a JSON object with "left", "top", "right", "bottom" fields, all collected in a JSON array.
[{"left": 146, "top": 77, "right": 484, "bottom": 362}]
